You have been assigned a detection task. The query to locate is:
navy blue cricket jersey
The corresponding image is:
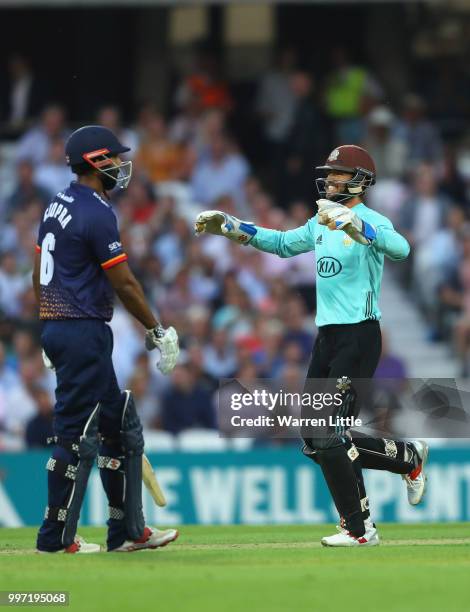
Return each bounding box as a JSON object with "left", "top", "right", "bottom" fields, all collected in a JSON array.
[{"left": 36, "top": 182, "right": 127, "bottom": 321}]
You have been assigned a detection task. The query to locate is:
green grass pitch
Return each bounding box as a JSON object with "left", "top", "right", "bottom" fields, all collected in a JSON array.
[{"left": 1, "top": 524, "right": 469, "bottom": 612}]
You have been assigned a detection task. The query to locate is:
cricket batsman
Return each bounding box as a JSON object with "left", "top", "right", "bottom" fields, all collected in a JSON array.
[
  {"left": 33, "top": 125, "right": 179, "bottom": 553},
  {"left": 195, "top": 145, "right": 428, "bottom": 547}
]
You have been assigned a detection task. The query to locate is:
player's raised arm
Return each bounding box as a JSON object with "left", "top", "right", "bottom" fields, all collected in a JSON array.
[
  {"left": 194, "top": 209, "right": 317, "bottom": 257},
  {"left": 317, "top": 200, "right": 410, "bottom": 261},
  {"left": 370, "top": 224, "right": 410, "bottom": 261}
]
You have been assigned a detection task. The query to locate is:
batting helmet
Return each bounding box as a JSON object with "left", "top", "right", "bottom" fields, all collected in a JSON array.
[
  {"left": 315, "top": 145, "right": 376, "bottom": 203},
  {"left": 65, "top": 125, "right": 132, "bottom": 190}
]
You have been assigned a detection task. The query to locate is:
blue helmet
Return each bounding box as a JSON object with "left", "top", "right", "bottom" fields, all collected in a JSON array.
[{"left": 65, "top": 125, "right": 132, "bottom": 190}]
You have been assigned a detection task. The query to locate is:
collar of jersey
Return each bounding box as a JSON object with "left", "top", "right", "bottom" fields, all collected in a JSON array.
[{"left": 70, "top": 181, "right": 110, "bottom": 205}]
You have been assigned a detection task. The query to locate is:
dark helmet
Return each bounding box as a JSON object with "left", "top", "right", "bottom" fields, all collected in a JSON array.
[
  {"left": 315, "top": 145, "right": 376, "bottom": 203},
  {"left": 65, "top": 125, "right": 132, "bottom": 190}
]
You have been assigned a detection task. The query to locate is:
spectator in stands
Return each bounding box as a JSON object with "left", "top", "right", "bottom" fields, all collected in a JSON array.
[
  {"left": 15, "top": 104, "right": 68, "bottom": 165},
  {"left": 396, "top": 94, "right": 443, "bottom": 169},
  {"left": 2, "top": 358, "right": 42, "bottom": 436},
  {"left": 280, "top": 295, "right": 314, "bottom": 362},
  {"left": 0, "top": 251, "right": 28, "bottom": 317},
  {"left": 1, "top": 200, "right": 42, "bottom": 268},
  {"left": 97, "top": 105, "right": 139, "bottom": 158},
  {"left": 414, "top": 207, "right": 467, "bottom": 335},
  {"left": 437, "top": 226, "right": 468, "bottom": 350},
  {"left": 0, "top": 340, "right": 20, "bottom": 392},
  {"left": 445, "top": 231, "right": 470, "bottom": 376},
  {"left": 135, "top": 112, "right": 190, "bottom": 183},
  {"left": 5, "top": 159, "right": 50, "bottom": 218},
  {"left": 160, "top": 361, "right": 216, "bottom": 434},
  {"left": 282, "top": 70, "right": 328, "bottom": 205},
  {"left": 118, "top": 179, "right": 157, "bottom": 225},
  {"left": 203, "top": 328, "right": 237, "bottom": 379},
  {"left": 324, "top": 47, "right": 382, "bottom": 144},
  {"left": 25, "top": 386, "right": 53, "bottom": 448},
  {"left": 34, "top": 138, "right": 73, "bottom": 196},
  {"left": 152, "top": 216, "right": 192, "bottom": 282},
  {"left": 363, "top": 106, "right": 408, "bottom": 180},
  {"left": 128, "top": 365, "right": 160, "bottom": 428},
  {"left": 190, "top": 130, "right": 249, "bottom": 210},
  {"left": 440, "top": 146, "right": 470, "bottom": 211},
  {"left": 400, "top": 164, "right": 451, "bottom": 311},
  {"left": 1, "top": 54, "right": 45, "bottom": 135},
  {"left": 255, "top": 47, "right": 297, "bottom": 187},
  {"left": 196, "top": 109, "right": 227, "bottom": 161},
  {"left": 176, "top": 43, "right": 232, "bottom": 113},
  {"left": 169, "top": 90, "right": 204, "bottom": 152},
  {"left": 400, "top": 163, "right": 450, "bottom": 251}
]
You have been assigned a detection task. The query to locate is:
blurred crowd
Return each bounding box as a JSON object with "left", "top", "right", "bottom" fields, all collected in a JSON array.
[{"left": 1, "top": 45, "right": 470, "bottom": 449}]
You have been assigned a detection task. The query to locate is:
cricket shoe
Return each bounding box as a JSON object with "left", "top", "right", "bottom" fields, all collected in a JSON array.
[
  {"left": 36, "top": 536, "right": 101, "bottom": 554},
  {"left": 110, "top": 526, "right": 179, "bottom": 552},
  {"left": 402, "top": 440, "right": 429, "bottom": 506},
  {"left": 321, "top": 518, "right": 380, "bottom": 547}
]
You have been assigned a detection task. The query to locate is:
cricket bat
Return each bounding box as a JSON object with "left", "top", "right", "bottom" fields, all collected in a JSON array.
[{"left": 142, "top": 454, "right": 167, "bottom": 507}]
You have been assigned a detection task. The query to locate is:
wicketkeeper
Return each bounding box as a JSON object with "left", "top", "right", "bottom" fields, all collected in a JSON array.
[
  {"left": 33, "top": 125, "right": 179, "bottom": 553},
  {"left": 195, "top": 145, "right": 428, "bottom": 547}
]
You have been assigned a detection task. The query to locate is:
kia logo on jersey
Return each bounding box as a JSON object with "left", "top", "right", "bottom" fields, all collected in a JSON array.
[{"left": 317, "top": 256, "right": 342, "bottom": 278}]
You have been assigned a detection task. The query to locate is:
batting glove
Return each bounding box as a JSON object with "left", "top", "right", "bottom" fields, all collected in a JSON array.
[
  {"left": 316, "top": 200, "right": 376, "bottom": 246},
  {"left": 145, "top": 325, "right": 180, "bottom": 375},
  {"left": 195, "top": 210, "right": 257, "bottom": 245}
]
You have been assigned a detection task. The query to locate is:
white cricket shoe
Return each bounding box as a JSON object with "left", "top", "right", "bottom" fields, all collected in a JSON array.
[
  {"left": 321, "top": 518, "right": 380, "bottom": 547},
  {"left": 110, "top": 526, "right": 179, "bottom": 552},
  {"left": 402, "top": 440, "right": 429, "bottom": 506},
  {"left": 37, "top": 536, "right": 101, "bottom": 554}
]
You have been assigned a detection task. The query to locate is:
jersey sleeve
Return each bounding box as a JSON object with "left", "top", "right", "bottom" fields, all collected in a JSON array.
[
  {"left": 87, "top": 208, "right": 128, "bottom": 269},
  {"left": 250, "top": 217, "right": 317, "bottom": 258},
  {"left": 368, "top": 214, "right": 410, "bottom": 261},
  {"left": 35, "top": 227, "right": 43, "bottom": 253}
]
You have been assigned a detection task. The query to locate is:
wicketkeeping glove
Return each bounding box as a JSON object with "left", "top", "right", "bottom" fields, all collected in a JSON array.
[
  {"left": 145, "top": 325, "right": 180, "bottom": 375},
  {"left": 316, "top": 199, "right": 376, "bottom": 246},
  {"left": 195, "top": 210, "right": 257, "bottom": 244}
]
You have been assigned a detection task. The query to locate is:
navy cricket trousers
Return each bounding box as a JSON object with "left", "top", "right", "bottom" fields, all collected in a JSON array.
[
  {"left": 41, "top": 319, "right": 122, "bottom": 438},
  {"left": 37, "top": 319, "right": 128, "bottom": 551}
]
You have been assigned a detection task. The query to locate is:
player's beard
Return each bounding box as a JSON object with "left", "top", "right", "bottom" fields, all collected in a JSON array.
[
  {"left": 326, "top": 182, "right": 351, "bottom": 203},
  {"left": 100, "top": 168, "right": 119, "bottom": 191}
]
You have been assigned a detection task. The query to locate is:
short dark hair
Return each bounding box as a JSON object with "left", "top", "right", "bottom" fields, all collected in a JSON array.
[{"left": 71, "top": 162, "right": 94, "bottom": 176}]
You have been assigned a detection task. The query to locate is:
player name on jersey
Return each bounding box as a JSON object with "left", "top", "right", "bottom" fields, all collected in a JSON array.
[{"left": 43, "top": 192, "right": 73, "bottom": 229}]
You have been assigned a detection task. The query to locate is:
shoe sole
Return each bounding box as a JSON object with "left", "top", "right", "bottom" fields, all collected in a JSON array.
[
  {"left": 410, "top": 440, "right": 429, "bottom": 506},
  {"left": 113, "top": 530, "right": 179, "bottom": 553},
  {"left": 146, "top": 530, "right": 179, "bottom": 551},
  {"left": 321, "top": 538, "right": 380, "bottom": 547},
  {"left": 321, "top": 534, "right": 380, "bottom": 547}
]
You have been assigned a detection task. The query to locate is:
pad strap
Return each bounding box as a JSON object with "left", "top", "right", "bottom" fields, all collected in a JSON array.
[
  {"left": 109, "top": 506, "right": 125, "bottom": 520},
  {"left": 45, "top": 506, "right": 68, "bottom": 522},
  {"left": 47, "top": 436, "right": 80, "bottom": 454},
  {"left": 46, "top": 457, "right": 78, "bottom": 481},
  {"left": 97, "top": 456, "right": 123, "bottom": 470}
]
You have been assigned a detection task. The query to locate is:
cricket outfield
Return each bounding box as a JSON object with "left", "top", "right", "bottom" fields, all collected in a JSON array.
[{"left": 1, "top": 524, "right": 469, "bottom": 612}]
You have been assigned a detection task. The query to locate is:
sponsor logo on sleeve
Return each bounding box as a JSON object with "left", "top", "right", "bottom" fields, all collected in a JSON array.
[{"left": 108, "top": 241, "right": 122, "bottom": 252}]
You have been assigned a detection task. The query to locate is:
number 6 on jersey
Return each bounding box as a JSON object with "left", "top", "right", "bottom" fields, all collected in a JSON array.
[{"left": 40, "top": 232, "right": 56, "bottom": 286}]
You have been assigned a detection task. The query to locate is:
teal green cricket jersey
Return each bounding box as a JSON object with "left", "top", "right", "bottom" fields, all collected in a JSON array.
[{"left": 250, "top": 203, "right": 410, "bottom": 327}]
